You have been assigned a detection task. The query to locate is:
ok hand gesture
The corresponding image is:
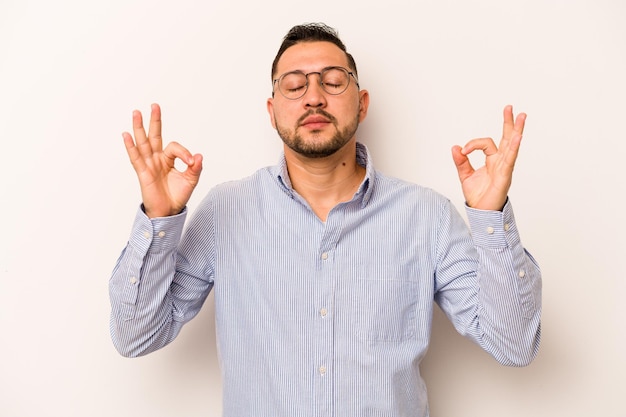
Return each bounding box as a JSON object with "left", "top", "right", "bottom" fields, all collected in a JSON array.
[
  {"left": 122, "top": 103, "right": 203, "bottom": 218},
  {"left": 451, "top": 105, "right": 526, "bottom": 211}
]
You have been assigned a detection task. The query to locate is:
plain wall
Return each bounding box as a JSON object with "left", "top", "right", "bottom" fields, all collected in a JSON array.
[{"left": 1, "top": 0, "right": 624, "bottom": 416}]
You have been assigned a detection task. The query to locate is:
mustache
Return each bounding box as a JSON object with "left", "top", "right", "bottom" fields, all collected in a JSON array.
[{"left": 297, "top": 109, "right": 337, "bottom": 125}]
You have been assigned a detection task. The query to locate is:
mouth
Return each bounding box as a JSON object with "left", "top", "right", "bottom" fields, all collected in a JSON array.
[
  {"left": 301, "top": 119, "right": 329, "bottom": 130},
  {"left": 299, "top": 112, "right": 334, "bottom": 129}
]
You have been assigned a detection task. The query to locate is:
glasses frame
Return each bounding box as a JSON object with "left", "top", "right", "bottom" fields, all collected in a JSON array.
[{"left": 273, "top": 66, "right": 359, "bottom": 100}]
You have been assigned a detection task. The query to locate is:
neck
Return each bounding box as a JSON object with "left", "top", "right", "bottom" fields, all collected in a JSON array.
[{"left": 285, "top": 141, "right": 365, "bottom": 221}]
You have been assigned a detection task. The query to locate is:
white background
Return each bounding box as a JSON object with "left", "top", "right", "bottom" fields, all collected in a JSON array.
[{"left": 1, "top": 0, "right": 624, "bottom": 416}]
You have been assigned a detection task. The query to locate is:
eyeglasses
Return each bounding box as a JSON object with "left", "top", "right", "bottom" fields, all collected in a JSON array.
[{"left": 273, "top": 66, "right": 359, "bottom": 100}]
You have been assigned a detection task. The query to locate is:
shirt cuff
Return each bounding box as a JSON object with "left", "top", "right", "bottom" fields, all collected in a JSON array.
[
  {"left": 128, "top": 204, "right": 188, "bottom": 254},
  {"left": 465, "top": 199, "right": 521, "bottom": 249}
]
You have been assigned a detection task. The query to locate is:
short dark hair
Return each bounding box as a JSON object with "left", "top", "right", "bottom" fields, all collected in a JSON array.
[{"left": 271, "top": 23, "right": 358, "bottom": 81}]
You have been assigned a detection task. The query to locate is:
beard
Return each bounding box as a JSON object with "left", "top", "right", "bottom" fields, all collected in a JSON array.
[{"left": 276, "top": 108, "right": 360, "bottom": 158}]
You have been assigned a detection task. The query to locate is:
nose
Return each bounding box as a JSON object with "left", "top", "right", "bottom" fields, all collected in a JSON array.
[{"left": 302, "top": 73, "right": 327, "bottom": 108}]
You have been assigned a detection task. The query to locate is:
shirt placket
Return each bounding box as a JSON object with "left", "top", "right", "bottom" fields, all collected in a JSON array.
[{"left": 312, "top": 207, "right": 344, "bottom": 417}]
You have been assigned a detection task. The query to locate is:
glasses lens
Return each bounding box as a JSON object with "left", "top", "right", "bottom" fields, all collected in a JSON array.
[
  {"left": 321, "top": 68, "right": 350, "bottom": 95},
  {"left": 277, "top": 67, "right": 352, "bottom": 99},
  {"left": 279, "top": 72, "right": 308, "bottom": 99}
]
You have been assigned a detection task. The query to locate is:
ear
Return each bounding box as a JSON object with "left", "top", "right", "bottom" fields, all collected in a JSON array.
[
  {"left": 267, "top": 97, "right": 277, "bottom": 129},
  {"left": 357, "top": 89, "right": 370, "bottom": 123}
]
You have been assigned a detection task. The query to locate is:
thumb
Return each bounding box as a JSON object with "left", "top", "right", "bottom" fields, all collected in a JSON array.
[
  {"left": 451, "top": 145, "right": 473, "bottom": 181},
  {"left": 185, "top": 153, "right": 203, "bottom": 180}
]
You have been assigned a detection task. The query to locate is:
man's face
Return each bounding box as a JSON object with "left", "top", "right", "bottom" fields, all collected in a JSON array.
[{"left": 267, "top": 41, "right": 369, "bottom": 158}]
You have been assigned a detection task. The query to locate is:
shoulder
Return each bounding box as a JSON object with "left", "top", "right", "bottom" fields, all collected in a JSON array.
[
  {"left": 372, "top": 170, "right": 450, "bottom": 206},
  {"left": 208, "top": 167, "right": 275, "bottom": 196},
  {"left": 194, "top": 166, "right": 284, "bottom": 213}
]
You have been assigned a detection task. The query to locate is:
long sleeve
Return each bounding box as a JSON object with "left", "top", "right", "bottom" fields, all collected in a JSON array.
[
  {"left": 107, "top": 146, "right": 543, "bottom": 416},
  {"left": 435, "top": 199, "right": 542, "bottom": 366},
  {"left": 108, "top": 206, "right": 213, "bottom": 357}
]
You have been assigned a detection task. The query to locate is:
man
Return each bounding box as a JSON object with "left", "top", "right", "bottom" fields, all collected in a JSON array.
[{"left": 110, "top": 23, "right": 541, "bottom": 417}]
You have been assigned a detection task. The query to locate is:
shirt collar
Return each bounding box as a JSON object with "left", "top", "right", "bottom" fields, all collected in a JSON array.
[{"left": 274, "top": 142, "right": 374, "bottom": 208}]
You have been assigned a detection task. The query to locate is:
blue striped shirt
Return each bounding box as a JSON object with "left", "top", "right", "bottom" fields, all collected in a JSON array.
[{"left": 110, "top": 143, "right": 541, "bottom": 417}]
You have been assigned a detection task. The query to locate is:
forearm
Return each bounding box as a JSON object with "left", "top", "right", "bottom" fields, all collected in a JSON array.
[
  {"left": 109, "top": 207, "right": 187, "bottom": 357},
  {"left": 466, "top": 200, "right": 542, "bottom": 366}
]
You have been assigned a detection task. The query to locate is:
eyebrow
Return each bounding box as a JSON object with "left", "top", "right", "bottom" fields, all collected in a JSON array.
[{"left": 276, "top": 66, "right": 344, "bottom": 78}]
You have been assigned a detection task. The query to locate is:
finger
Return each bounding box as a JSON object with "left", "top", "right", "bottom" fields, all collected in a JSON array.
[
  {"left": 502, "top": 132, "right": 523, "bottom": 169},
  {"left": 513, "top": 112, "right": 527, "bottom": 136},
  {"left": 131, "top": 109, "right": 154, "bottom": 158},
  {"left": 183, "top": 153, "right": 204, "bottom": 183},
  {"left": 501, "top": 105, "right": 515, "bottom": 142},
  {"left": 163, "top": 143, "right": 203, "bottom": 185},
  {"left": 162, "top": 141, "right": 195, "bottom": 167},
  {"left": 122, "top": 131, "right": 147, "bottom": 173},
  {"left": 451, "top": 145, "right": 474, "bottom": 182},
  {"left": 131, "top": 109, "right": 148, "bottom": 144},
  {"left": 500, "top": 105, "right": 527, "bottom": 154},
  {"left": 461, "top": 137, "right": 498, "bottom": 156},
  {"left": 147, "top": 103, "right": 163, "bottom": 152}
]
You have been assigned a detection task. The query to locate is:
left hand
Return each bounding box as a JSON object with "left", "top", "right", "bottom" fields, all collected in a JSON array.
[{"left": 451, "top": 105, "right": 526, "bottom": 211}]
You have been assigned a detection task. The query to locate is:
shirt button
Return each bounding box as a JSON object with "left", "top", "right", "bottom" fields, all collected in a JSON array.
[
  {"left": 321, "top": 252, "right": 328, "bottom": 260},
  {"left": 518, "top": 270, "right": 526, "bottom": 278},
  {"left": 130, "top": 277, "right": 138, "bottom": 285},
  {"left": 486, "top": 226, "right": 494, "bottom": 234},
  {"left": 319, "top": 366, "right": 327, "bottom": 375},
  {"left": 320, "top": 308, "right": 328, "bottom": 318},
  {"left": 143, "top": 231, "right": 150, "bottom": 239},
  {"left": 158, "top": 231, "right": 166, "bottom": 238},
  {"left": 504, "top": 223, "right": 511, "bottom": 231}
]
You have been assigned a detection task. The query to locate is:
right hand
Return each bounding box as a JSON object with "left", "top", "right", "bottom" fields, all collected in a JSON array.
[{"left": 122, "top": 103, "right": 203, "bottom": 218}]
